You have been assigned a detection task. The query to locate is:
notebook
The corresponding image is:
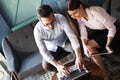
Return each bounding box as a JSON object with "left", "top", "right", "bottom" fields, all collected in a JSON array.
[{"left": 90, "top": 52, "right": 110, "bottom": 56}]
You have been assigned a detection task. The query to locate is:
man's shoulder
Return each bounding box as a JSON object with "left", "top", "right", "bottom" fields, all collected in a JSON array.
[
  {"left": 55, "top": 13, "right": 66, "bottom": 19},
  {"left": 34, "top": 22, "right": 43, "bottom": 32}
]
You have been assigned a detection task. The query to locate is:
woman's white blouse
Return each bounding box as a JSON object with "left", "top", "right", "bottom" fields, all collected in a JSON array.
[{"left": 78, "top": 6, "right": 116, "bottom": 40}]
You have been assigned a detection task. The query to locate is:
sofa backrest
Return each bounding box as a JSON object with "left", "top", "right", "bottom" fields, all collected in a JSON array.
[{"left": 6, "top": 25, "right": 38, "bottom": 56}]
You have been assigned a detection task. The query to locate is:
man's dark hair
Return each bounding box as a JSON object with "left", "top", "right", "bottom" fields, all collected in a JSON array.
[{"left": 37, "top": 4, "right": 53, "bottom": 17}]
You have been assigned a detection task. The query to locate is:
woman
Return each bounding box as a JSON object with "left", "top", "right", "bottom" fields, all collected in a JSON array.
[{"left": 66, "top": 0, "right": 118, "bottom": 80}]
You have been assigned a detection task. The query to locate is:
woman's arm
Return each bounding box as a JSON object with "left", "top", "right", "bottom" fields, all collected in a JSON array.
[
  {"left": 106, "top": 37, "right": 113, "bottom": 53},
  {"left": 81, "top": 39, "right": 91, "bottom": 57},
  {"left": 90, "top": 6, "right": 116, "bottom": 53}
]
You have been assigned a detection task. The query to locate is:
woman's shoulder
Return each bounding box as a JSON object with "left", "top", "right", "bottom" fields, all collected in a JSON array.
[
  {"left": 88, "top": 6, "right": 116, "bottom": 23},
  {"left": 89, "top": 6, "right": 105, "bottom": 13}
]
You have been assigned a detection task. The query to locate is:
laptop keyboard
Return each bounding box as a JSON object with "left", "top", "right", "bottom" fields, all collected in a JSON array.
[
  {"left": 70, "top": 69, "right": 89, "bottom": 79},
  {"left": 60, "top": 68, "right": 90, "bottom": 80}
]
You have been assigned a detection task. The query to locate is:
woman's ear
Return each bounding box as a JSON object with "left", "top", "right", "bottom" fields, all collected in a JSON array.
[{"left": 79, "top": 4, "right": 83, "bottom": 8}]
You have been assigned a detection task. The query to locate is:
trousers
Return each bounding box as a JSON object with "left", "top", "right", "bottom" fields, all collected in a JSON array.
[{"left": 42, "top": 40, "right": 74, "bottom": 72}]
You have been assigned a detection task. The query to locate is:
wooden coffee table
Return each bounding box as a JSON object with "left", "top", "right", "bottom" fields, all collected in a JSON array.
[{"left": 52, "top": 60, "right": 104, "bottom": 80}]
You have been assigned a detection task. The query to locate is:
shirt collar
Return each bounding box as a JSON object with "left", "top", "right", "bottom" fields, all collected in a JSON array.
[{"left": 41, "top": 14, "right": 57, "bottom": 30}]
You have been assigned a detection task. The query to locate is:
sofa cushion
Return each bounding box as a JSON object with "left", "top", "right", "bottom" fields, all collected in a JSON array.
[
  {"left": 18, "top": 52, "right": 43, "bottom": 78},
  {"left": 6, "top": 25, "right": 38, "bottom": 57}
]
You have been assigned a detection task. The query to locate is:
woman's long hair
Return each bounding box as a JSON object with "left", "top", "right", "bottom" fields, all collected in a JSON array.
[{"left": 66, "top": 0, "right": 90, "bottom": 10}]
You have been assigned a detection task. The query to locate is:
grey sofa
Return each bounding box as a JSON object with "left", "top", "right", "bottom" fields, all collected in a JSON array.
[
  {"left": 2, "top": 25, "right": 43, "bottom": 79},
  {"left": 0, "top": 14, "right": 11, "bottom": 55}
]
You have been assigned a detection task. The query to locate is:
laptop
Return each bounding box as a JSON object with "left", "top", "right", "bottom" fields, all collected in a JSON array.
[{"left": 60, "top": 65, "right": 91, "bottom": 80}]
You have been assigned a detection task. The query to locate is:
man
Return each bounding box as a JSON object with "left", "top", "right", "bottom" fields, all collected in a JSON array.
[{"left": 33, "top": 4, "right": 84, "bottom": 78}]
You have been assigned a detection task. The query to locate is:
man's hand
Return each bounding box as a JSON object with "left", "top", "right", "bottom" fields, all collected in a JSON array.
[
  {"left": 74, "top": 48, "right": 85, "bottom": 71},
  {"left": 51, "top": 59, "right": 70, "bottom": 77},
  {"left": 75, "top": 56, "right": 85, "bottom": 71},
  {"left": 56, "top": 64, "right": 70, "bottom": 77}
]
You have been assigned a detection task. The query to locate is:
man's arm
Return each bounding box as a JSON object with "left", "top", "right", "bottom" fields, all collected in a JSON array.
[
  {"left": 33, "top": 26, "right": 54, "bottom": 63},
  {"left": 74, "top": 48, "right": 85, "bottom": 71},
  {"left": 60, "top": 14, "right": 85, "bottom": 70}
]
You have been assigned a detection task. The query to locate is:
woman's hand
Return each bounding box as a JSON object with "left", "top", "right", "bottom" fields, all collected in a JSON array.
[
  {"left": 83, "top": 45, "right": 92, "bottom": 57},
  {"left": 106, "top": 37, "right": 113, "bottom": 54},
  {"left": 106, "top": 45, "right": 113, "bottom": 54},
  {"left": 81, "top": 39, "right": 92, "bottom": 57}
]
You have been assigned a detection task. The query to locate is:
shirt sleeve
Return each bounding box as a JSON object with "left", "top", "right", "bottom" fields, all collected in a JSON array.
[
  {"left": 59, "top": 14, "right": 80, "bottom": 50},
  {"left": 33, "top": 26, "right": 54, "bottom": 63},
  {"left": 90, "top": 6, "right": 116, "bottom": 37},
  {"left": 78, "top": 20, "right": 88, "bottom": 40}
]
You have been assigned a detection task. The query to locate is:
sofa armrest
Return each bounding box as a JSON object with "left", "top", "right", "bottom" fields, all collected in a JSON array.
[{"left": 2, "top": 37, "right": 19, "bottom": 72}]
